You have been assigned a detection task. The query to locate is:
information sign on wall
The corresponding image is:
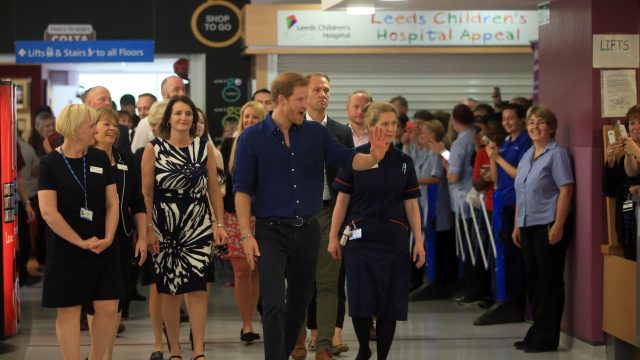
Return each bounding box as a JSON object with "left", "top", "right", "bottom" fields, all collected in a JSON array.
[
  {"left": 278, "top": 10, "right": 538, "bottom": 47},
  {"left": 593, "top": 34, "right": 639, "bottom": 69}
]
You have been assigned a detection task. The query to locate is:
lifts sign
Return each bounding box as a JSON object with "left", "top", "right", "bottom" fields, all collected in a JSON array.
[{"left": 278, "top": 10, "right": 538, "bottom": 46}]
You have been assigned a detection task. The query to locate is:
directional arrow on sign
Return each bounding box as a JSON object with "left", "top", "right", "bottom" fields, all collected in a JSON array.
[{"left": 18, "top": 48, "right": 25, "bottom": 57}]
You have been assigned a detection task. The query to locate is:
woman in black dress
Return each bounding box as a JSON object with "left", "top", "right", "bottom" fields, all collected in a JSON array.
[
  {"left": 89, "top": 106, "right": 148, "bottom": 357},
  {"left": 141, "top": 96, "right": 228, "bottom": 360},
  {"left": 328, "top": 101, "right": 425, "bottom": 360},
  {"left": 38, "top": 104, "right": 120, "bottom": 360}
]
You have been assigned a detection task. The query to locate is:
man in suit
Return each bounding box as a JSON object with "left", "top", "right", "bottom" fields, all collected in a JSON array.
[{"left": 293, "top": 73, "right": 354, "bottom": 360}]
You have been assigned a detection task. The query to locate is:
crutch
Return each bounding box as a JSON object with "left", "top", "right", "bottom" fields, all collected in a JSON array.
[
  {"left": 479, "top": 193, "right": 498, "bottom": 258},
  {"left": 454, "top": 207, "right": 465, "bottom": 261},
  {"left": 466, "top": 193, "right": 489, "bottom": 270},
  {"left": 457, "top": 192, "right": 476, "bottom": 267}
]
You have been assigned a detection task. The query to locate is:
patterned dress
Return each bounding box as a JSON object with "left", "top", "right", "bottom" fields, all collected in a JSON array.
[{"left": 151, "top": 136, "right": 213, "bottom": 294}]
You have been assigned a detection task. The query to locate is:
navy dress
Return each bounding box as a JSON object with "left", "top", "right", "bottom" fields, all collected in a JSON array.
[
  {"left": 333, "top": 144, "right": 420, "bottom": 320},
  {"left": 151, "top": 137, "right": 213, "bottom": 295}
]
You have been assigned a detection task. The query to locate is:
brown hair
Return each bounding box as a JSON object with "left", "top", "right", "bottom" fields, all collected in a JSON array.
[
  {"left": 158, "top": 96, "right": 198, "bottom": 140},
  {"left": 270, "top": 72, "right": 309, "bottom": 106},
  {"left": 626, "top": 104, "right": 640, "bottom": 123},
  {"left": 95, "top": 106, "right": 120, "bottom": 144},
  {"left": 526, "top": 105, "right": 558, "bottom": 137},
  {"left": 306, "top": 72, "right": 330, "bottom": 83},
  {"left": 421, "top": 120, "right": 445, "bottom": 142}
]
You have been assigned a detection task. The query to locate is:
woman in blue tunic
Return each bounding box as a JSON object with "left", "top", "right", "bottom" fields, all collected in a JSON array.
[
  {"left": 328, "top": 101, "right": 425, "bottom": 360},
  {"left": 512, "top": 105, "right": 574, "bottom": 353},
  {"left": 141, "top": 96, "right": 228, "bottom": 360}
]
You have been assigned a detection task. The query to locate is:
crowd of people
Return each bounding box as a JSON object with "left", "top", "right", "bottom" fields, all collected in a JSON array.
[{"left": 20, "top": 70, "right": 639, "bottom": 359}]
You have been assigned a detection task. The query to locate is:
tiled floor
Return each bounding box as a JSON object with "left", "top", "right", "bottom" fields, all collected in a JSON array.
[{"left": 0, "top": 281, "right": 605, "bottom": 359}]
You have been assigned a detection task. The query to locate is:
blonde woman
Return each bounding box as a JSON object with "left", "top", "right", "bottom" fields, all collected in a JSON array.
[
  {"left": 328, "top": 101, "right": 425, "bottom": 360},
  {"left": 219, "top": 101, "right": 266, "bottom": 343},
  {"left": 141, "top": 96, "right": 228, "bottom": 360},
  {"left": 38, "top": 104, "right": 120, "bottom": 360}
]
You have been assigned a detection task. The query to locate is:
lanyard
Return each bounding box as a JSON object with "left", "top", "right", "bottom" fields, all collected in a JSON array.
[{"left": 60, "top": 148, "right": 88, "bottom": 209}]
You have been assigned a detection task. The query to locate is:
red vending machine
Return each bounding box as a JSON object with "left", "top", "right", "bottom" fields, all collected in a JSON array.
[{"left": 0, "top": 80, "right": 19, "bottom": 338}]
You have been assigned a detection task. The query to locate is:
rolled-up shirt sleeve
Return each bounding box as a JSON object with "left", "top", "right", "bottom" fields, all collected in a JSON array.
[{"left": 232, "top": 132, "right": 257, "bottom": 196}]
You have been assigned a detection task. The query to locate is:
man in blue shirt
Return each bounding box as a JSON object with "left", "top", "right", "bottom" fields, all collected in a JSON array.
[{"left": 233, "top": 71, "right": 386, "bottom": 360}]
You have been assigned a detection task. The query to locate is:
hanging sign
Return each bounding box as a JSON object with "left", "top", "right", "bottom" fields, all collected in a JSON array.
[{"left": 278, "top": 10, "right": 538, "bottom": 47}]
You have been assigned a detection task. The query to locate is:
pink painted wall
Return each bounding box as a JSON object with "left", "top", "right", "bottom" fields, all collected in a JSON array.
[{"left": 538, "top": 0, "right": 640, "bottom": 343}]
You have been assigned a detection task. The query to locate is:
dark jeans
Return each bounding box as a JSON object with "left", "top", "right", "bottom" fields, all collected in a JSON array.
[
  {"left": 501, "top": 206, "right": 526, "bottom": 310},
  {"left": 520, "top": 222, "right": 569, "bottom": 348},
  {"left": 257, "top": 217, "right": 320, "bottom": 360}
]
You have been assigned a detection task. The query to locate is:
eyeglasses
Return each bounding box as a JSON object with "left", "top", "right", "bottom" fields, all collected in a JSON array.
[{"left": 527, "top": 119, "right": 548, "bottom": 127}]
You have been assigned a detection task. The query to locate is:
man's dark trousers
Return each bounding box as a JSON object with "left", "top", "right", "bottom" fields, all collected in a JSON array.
[{"left": 257, "top": 218, "right": 320, "bottom": 360}]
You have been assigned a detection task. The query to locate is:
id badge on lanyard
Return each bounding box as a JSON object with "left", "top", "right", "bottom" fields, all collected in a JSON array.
[{"left": 61, "top": 148, "right": 92, "bottom": 222}]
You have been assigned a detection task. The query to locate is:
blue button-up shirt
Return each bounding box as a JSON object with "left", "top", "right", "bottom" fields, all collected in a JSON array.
[
  {"left": 497, "top": 131, "right": 532, "bottom": 206},
  {"left": 448, "top": 127, "right": 475, "bottom": 216},
  {"left": 233, "top": 113, "right": 355, "bottom": 218},
  {"left": 515, "top": 140, "right": 574, "bottom": 227}
]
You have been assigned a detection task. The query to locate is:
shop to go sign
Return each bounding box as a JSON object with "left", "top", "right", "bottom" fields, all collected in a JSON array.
[{"left": 191, "top": 1, "right": 242, "bottom": 48}]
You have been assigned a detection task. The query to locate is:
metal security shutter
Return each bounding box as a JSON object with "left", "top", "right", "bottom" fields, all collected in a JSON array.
[{"left": 278, "top": 54, "right": 533, "bottom": 124}]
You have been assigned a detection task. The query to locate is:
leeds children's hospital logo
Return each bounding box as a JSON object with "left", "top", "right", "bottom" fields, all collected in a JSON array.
[{"left": 286, "top": 15, "right": 298, "bottom": 29}]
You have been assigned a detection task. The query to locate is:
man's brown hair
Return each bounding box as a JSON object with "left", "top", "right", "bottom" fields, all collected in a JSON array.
[{"left": 270, "top": 72, "right": 309, "bottom": 106}]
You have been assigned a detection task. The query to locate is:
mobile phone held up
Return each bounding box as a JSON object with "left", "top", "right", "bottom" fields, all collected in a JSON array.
[{"left": 440, "top": 149, "right": 451, "bottom": 161}]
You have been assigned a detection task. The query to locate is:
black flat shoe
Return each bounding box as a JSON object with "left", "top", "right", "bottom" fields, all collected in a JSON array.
[
  {"left": 524, "top": 344, "right": 557, "bottom": 353},
  {"left": 241, "top": 329, "right": 260, "bottom": 343},
  {"left": 513, "top": 340, "right": 527, "bottom": 350},
  {"left": 150, "top": 351, "right": 164, "bottom": 360}
]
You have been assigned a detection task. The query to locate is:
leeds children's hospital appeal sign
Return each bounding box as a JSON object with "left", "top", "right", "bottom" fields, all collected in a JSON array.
[{"left": 278, "top": 10, "right": 538, "bottom": 47}]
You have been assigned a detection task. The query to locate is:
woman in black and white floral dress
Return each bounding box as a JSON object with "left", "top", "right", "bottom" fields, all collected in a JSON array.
[{"left": 141, "top": 96, "right": 227, "bottom": 360}]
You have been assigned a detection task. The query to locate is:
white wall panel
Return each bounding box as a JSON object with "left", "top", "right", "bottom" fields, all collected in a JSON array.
[{"left": 278, "top": 54, "right": 533, "bottom": 123}]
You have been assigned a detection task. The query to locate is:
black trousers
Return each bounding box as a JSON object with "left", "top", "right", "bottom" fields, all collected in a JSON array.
[
  {"left": 520, "top": 222, "right": 569, "bottom": 348},
  {"left": 501, "top": 206, "right": 526, "bottom": 310},
  {"left": 256, "top": 218, "right": 320, "bottom": 360}
]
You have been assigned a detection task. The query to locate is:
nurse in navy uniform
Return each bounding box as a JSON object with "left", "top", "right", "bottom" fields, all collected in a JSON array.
[{"left": 328, "top": 101, "right": 425, "bottom": 360}]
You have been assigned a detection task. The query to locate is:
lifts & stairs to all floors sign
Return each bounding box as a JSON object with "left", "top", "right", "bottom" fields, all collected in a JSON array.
[{"left": 15, "top": 40, "right": 155, "bottom": 64}]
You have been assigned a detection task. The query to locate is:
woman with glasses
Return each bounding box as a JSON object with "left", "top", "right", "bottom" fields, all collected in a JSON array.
[{"left": 512, "top": 105, "right": 574, "bottom": 353}]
